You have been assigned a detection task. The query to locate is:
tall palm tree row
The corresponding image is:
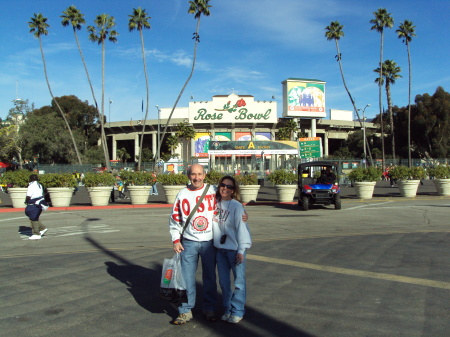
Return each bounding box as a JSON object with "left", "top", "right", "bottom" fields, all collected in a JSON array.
[
  {"left": 157, "top": 0, "right": 212, "bottom": 162},
  {"left": 87, "top": 14, "right": 119, "bottom": 172},
  {"left": 374, "top": 60, "right": 402, "bottom": 161},
  {"left": 396, "top": 20, "right": 416, "bottom": 168},
  {"left": 28, "top": 13, "right": 83, "bottom": 165},
  {"left": 128, "top": 7, "right": 152, "bottom": 171},
  {"left": 370, "top": 8, "right": 394, "bottom": 170},
  {"left": 325, "top": 20, "right": 373, "bottom": 165},
  {"left": 60, "top": 6, "right": 109, "bottom": 168}
]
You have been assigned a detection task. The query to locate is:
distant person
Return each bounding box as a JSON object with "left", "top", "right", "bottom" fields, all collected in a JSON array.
[
  {"left": 25, "top": 174, "right": 48, "bottom": 240},
  {"left": 317, "top": 167, "right": 336, "bottom": 184},
  {"left": 213, "top": 175, "right": 251, "bottom": 324}
]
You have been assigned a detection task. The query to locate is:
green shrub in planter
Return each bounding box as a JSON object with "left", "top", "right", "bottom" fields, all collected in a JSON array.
[
  {"left": 121, "top": 171, "right": 155, "bottom": 186},
  {"left": 268, "top": 169, "right": 297, "bottom": 185},
  {"left": 348, "top": 167, "right": 382, "bottom": 182},
  {"left": 118, "top": 170, "right": 133, "bottom": 184},
  {"left": 389, "top": 166, "right": 426, "bottom": 181},
  {"left": 156, "top": 173, "right": 189, "bottom": 185},
  {"left": 234, "top": 173, "right": 258, "bottom": 185},
  {"left": 83, "top": 172, "right": 116, "bottom": 187},
  {"left": 427, "top": 165, "right": 450, "bottom": 179},
  {"left": 39, "top": 173, "right": 78, "bottom": 188},
  {"left": 410, "top": 166, "right": 426, "bottom": 180},
  {"left": 205, "top": 170, "right": 224, "bottom": 185},
  {"left": 0, "top": 169, "right": 33, "bottom": 188}
]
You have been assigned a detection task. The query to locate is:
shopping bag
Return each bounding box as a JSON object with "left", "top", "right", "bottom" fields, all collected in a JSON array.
[{"left": 159, "top": 253, "right": 187, "bottom": 303}]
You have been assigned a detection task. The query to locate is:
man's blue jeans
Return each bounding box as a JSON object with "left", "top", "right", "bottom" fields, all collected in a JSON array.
[
  {"left": 216, "top": 249, "right": 247, "bottom": 318},
  {"left": 179, "top": 239, "right": 217, "bottom": 314}
]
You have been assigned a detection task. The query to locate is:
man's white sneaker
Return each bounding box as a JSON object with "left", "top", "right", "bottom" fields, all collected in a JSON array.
[
  {"left": 40, "top": 228, "right": 48, "bottom": 236},
  {"left": 228, "top": 315, "right": 243, "bottom": 324},
  {"left": 29, "top": 235, "right": 41, "bottom": 240}
]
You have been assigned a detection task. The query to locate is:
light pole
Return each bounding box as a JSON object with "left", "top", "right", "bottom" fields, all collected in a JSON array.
[
  {"left": 359, "top": 104, "right": 370, "bottom": 168},
  {"left": 155, "top": 105, "right": 161, "bottom": 163}
]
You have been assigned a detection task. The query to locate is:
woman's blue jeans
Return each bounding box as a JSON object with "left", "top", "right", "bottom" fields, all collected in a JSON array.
[
  {"left": 216, "top": 249, "right": 247, "bottom": 318},
  {"left": 179, "top": 239, "right": 217, "bottom": 314}
]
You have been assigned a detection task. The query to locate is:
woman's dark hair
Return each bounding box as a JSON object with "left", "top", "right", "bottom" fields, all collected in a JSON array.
[
  {"left": 216, "top": 175, "right": 241, "bottom": 202},
  {"left": 29, "top": 174, "right": 39, "bottom": 182}
]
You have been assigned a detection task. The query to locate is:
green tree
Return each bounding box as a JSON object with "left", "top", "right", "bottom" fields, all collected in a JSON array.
[
  {"left": 166, "top": 134, "right": 181, "bottom": 155},
  {"left": 135, "top": 148, "right": 154, "bottom": 162},
  {"left": 275, "top": 119, "right": 298, "bottom": 140},
  {"left": 411, "top": 87, "right": 449, "bottom": 158},
  {"left": 28, "top": 13, "right": 82, "bottom": 165},
  {"left": 397, "top": 20, "right": 416, "bottom": 167},
  {"left": 128, "top": 7, "right": 152, "bottom": 171},
  {"left": 0, "top": 125, "right": 18, "bottom": 162},
  {"left": 374, "top": 60, "right": 402, "bottom": 161},
  {"left": 117, "top": 147, "right": 131, "bottom": 163},
  {"left": 157, "top": 0, "right": 211, "bottom": 160},
  {"left": 61, "top": 6, "right": 109, "bottom": 169},
  {"left": 87, "top": 14, "right": 119, "bottom": 171},
  {"left": 325, "top": 20, "right": 373, "bottom": 165},
  {"left": 20, "top": 109, "right": 81, "bottom": 164},
  {"left": 370, "top": 8, "right": 394, "bottom": 170}
]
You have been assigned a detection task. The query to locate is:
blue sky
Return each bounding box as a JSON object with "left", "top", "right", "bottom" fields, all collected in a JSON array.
[{"left": 1, "top": 0, "right": 449, "bottom": 122}]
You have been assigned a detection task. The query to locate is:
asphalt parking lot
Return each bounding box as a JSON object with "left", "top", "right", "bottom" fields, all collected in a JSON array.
[{"left": 0, "top": 183, "right": 449, "bottom": 337}]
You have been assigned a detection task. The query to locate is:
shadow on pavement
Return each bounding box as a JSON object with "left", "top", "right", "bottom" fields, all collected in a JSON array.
[{"left": 84, "top": 232, "right": 316, "bottom": 336}]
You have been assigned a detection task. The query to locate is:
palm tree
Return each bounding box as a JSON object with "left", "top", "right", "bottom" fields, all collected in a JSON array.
[
  {"left": 166, "top": 134, "right": 181, "bottom": 156},
  {"left": 87, "top": 14, "right": 119, "bottom": 171},
  {"left": 374, "top": 60, "right": 402, "bottom": 161},
  {"left": 157, "top": 0, "right": 211, "bottom": 162},
  {"left": 28, "top": 13, "right": 82, "bottom": 165},
  {"left": 325, "top": 20, "right": 373, "bottom": 165},
  {"left": 128, "top": 7, "right": 152, "bottom": 171},
  {"left": 61, "top": 6, "right": 109, "bottom": 168},
  {"left": 370, "top": 8, "right": 394, "bottom": 169},
  {"left": 397, "top": 20, "right": 416, "bottom": 168}
]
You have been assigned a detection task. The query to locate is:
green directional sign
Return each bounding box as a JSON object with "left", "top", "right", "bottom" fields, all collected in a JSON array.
[{"left": 298, "top": 137, "right": 322, "bottom": 158}]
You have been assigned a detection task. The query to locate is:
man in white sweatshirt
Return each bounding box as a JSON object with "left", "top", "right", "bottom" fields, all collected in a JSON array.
[{"left": 169, "top": 164, "right": 218, "bottom": 325}]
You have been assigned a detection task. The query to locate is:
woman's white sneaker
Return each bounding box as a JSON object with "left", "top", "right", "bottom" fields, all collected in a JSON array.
[
  {"left": 29, "top": 235, "right": 41, "bottom": 240},
  {"left": 40, "top": 228, "right": 48, "bottom": 236}
]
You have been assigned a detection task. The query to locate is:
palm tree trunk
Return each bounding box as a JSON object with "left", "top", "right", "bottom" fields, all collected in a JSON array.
[
  {"left": 378, "top": 33, "right": 385, "bottom": 170},
  {"left": 137, "top": 28, "right": 149, "bottom": 171},
  {"left": 157, "top": 17, "right": 201, "bottom": 161},
  {"left": 73, "top": 29, "right": 110, "bottom": 168},
  {"left": 385, "top": 82, "right": 395, "bottom": 161},
  {"left": 100, "top": 40, "right": 110, "bottom": 171},
  {"left": 39, "top": 38, "right": 82, "bottom": 165},
  {"left": 335, "top": 39, "right": 374, "bottom": 166},
  {"left": 407, "top": 42, "right": 412, "bottom": 168}
]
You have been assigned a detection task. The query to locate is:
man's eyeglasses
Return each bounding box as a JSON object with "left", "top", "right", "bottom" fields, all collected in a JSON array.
[{"left": 219, "top": 183, "right": 235, "bottom": 190}]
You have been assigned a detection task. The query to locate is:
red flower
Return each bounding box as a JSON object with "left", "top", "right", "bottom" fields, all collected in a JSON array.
[{"left": 237, "top": 98, "right": 246, "bottom": 107}]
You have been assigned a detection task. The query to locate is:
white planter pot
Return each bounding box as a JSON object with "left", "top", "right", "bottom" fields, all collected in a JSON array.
[
  {"left": 161, "top": 185, "right": 186, "bottom": 204},
  {"left": 127, "top": 185, "right": 152, "bottom": 205},
  {"left": 8, "top": 188, "right": 28, "bottom": 208},
  {"left": 47, "top": 187, "right": 74, "bottom": 207},
  {"left": 353, "top": 181, "right": 376, "bottom": 199},
  {"left": 239, "top": 185, "right": 260, "bottom": 204},
  {"left": 397, "top": 180, "right": 420, "bottom": 197},
  {"left": 274, "top": 185, "right": 297, "bottom": 202},
  {"left": 87, "top": 186, "right": 113, "bottom": 206},
  {"left": 433, "top": 178, "right": 450, "bottom": 196}
]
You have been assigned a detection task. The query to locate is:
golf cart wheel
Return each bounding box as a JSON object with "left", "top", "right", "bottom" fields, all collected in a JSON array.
[
  {"left": 334, "top": 194, "right": 342, "bottom": 210},
  {"left": 299, "top": 195, "right": 309, "bottom": 211}
]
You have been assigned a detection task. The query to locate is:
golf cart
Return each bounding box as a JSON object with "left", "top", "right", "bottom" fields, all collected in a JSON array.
[{"left": 297, "top": 161, "right": 341, "bottom": 211}]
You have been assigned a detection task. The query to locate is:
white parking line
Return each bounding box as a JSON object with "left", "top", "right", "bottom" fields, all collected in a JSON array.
[{"left": 344, "top": 201, "right": 394, "bottom": 210}]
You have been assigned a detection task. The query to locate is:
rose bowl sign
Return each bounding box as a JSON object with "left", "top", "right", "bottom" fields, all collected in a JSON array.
[{"left": 188, "top": 93, "right": 277, "bottom": 124}]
